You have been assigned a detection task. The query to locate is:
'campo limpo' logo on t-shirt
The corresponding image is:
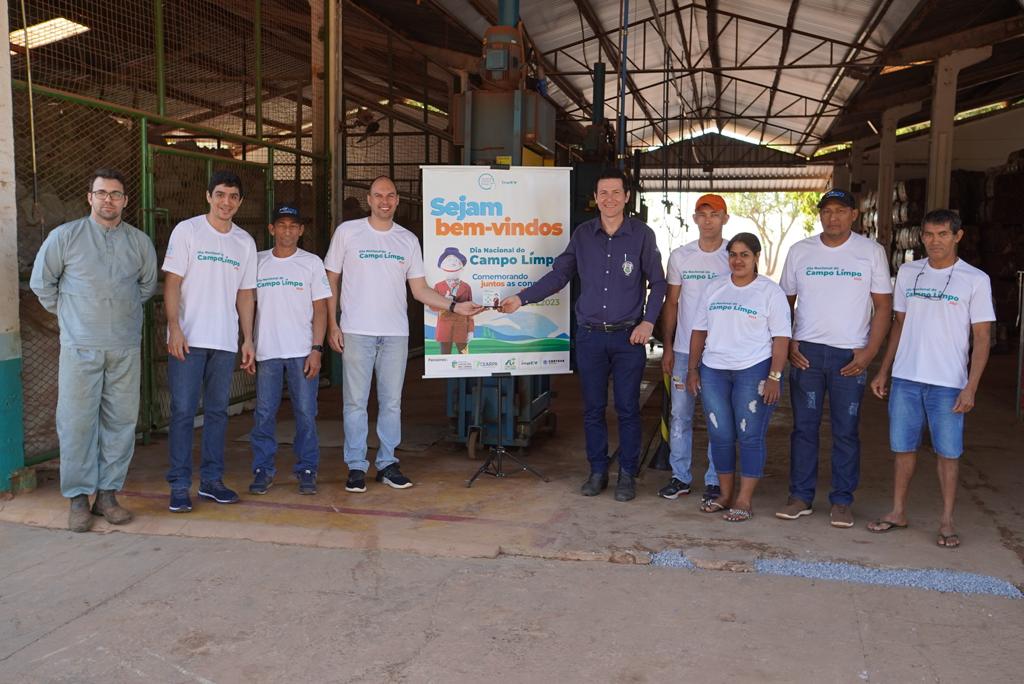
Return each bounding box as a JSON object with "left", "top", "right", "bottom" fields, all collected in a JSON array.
[
  {"left": 257, "top": 276, "right": 305, "bottom": 290},
  {"left": 681, "top": 270, "right": 720, "bottom": 281},
  {"left": 709, "top": 301, "right": 759, "bottom": 318},
  {"left": 804, "top": 265, "right": 862, "bottom": 280},
  {"left": 197, "top": 250, "right": 240, "bottom": 269},
  {"left": 905, "top": 287, "right": 960, "bottom": 303},
  {"left": 358, "top": 249, "right": 406, "bottom": 263}
]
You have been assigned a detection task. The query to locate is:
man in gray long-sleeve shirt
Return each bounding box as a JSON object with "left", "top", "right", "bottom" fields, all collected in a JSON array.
[{"left": 30, "top": 169, "right": 158, "bottom": 533}]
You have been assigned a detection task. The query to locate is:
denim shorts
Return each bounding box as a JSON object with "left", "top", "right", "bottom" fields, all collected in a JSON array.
[{"left": 888, "top": 377, "right": 964, "bottom": 458}]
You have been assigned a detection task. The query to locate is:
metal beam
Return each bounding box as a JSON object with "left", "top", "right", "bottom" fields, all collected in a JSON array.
[
  {"left": 885, "top": 16, "right": 1024, "bottom": 66},
  {"left": 760, "top": 0, "right": 800, "bottom": 144},
  {"left": 570, "top": 0, "right": 667, "bottom": 144},
  {"left": 704, "top": 0, "right": 726, "bottom": 131}
]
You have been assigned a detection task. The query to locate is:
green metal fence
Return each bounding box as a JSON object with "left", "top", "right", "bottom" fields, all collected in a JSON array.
[{"left": 10, "top": 0, "right": 330, "bottom": 464}]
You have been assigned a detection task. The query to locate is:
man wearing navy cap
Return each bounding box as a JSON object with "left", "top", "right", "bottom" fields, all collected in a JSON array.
[
  {"left": 500, "top": 168, "right": 666, "bottom": 502},
  {"left": 247, "top": 205, "right": 331, "bottom": 495},
  {"left": 776, "top": 189, "right": 892, "bottom": 527}
]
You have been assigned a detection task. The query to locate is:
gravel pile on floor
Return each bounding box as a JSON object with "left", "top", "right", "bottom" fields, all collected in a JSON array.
[
  {"left": 650, "top": 550, "right": 696, "bottom": 569},
  {"left": 754, "top": 559, "right": 1022, "bottom": 598}
]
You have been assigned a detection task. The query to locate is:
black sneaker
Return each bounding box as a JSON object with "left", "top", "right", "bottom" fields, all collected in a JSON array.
[
  {"left": 658, "top": 477, "right": 692, "bottom": 499},
  {"left": 198, "top": 480, "right": 239, "bottom": 504},
  {"left": 375, "top": 464, "right": 413, "bottom": 489},
  {"left": 702, "top": 484, "right": 722, "bottom": 504},
  {"left": 168, "top": 489, "right": 192, "bottom": 513},
  {"left": 298, "top": 469, "right": 317, "bottom": 495},
  {"left": 345, "top": 469, "right": 367, "bottom": 493},
  {"left": 249, "top": 468, "right": 274, "bottom": 495}
]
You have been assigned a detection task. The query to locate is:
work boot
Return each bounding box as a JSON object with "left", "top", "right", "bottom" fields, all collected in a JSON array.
[
  {"left": 68, "top": 494, "right": 93, "bottom": 533},
  {"left": 614, "top": 471, "right": 636, "bottom": 502},
  {"left": 580, "top": 472, "right": 609, "bottom": 496},
  {"left": 91, "top": 490, "right": 133, "bottom": 525}
]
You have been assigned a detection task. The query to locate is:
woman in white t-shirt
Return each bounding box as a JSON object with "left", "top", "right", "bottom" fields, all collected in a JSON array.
[{"left": 686, "top": 233, "right": 791, "bottom": 522}]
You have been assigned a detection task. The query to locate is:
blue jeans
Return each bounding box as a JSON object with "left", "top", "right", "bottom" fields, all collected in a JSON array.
[
  {"left": 788, "top": 341, "right": 867, "bottom": 506},
  {"left": 699, "top": 359, "right": 776, "bottom": 478},
  {"left": 166, "top": 347, "right": 236, "bottom": 491},
  {"left": 342, "top": 334, "right": 407, "bottom": 473},
  {"left": 576, "top": 326, "right": 647, "bottom": 475},
  {"left": 251, "top": 357, "right": 320, "bottom": 476},
  {"left": 669, "top": 351, "right": 719, "bottom": 486},
  {"left": 57, "top": 347, "right": 141, "bottom": 498},
  {"left": 888, "top": 378, "right": 964, "bottom": 458}
]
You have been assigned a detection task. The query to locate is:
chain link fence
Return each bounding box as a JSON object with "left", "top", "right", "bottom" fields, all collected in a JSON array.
[{"left": 10, "top": 1, "right": 328, "bottom": 462}]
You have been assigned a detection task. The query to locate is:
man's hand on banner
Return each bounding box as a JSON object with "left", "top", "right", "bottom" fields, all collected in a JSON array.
[
  {"left": 629, "top": 321, "right": 654, "bottom": 345},
  {"left": 498, "top": 295, "right": 522, "bottom": 314},
  {"left": 454, "top": 301, "right": 485, "bottom": 316}
]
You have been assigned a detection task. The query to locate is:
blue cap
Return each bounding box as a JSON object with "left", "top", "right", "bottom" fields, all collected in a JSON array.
[
  {"left": 817, "top": 189, "right": 856, "bottom": 209},
  {"left": 437, "top": 247, "right": 467, "bottom": 268},
  {"left": 271, "top": 204, "right": 303, "bottom": 222}
]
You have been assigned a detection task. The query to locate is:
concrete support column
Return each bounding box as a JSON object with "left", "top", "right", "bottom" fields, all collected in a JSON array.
[
  {"left": 831, "top": 162, "right": 851, "bottom": 191},
  {"left": 0, "top": 0, "right": 26, "bottom": 491},
  {"left": 877, "top": 103, "right": 919, "bottom": 254},
  {"left": 926, "top": 47, "right": 991, "bottom": 209}
]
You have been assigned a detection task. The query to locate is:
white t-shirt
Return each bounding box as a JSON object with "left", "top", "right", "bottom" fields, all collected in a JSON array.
[
  {"left": 780, "top": 232, "right": 892, "bottom": 349},
  {"left": 162, "top": 215, "right": 257, "bottom": 352},
  {"left": 892, "top": 258, "right": 995, "bottom": 389},
  {"left": 254, "top": 248, "right": 332, "bottom": 362},
  {"left": 666, "top": 239, "right": 730, "bottom": 353},
  {"left": 692, "top": 275, "right": 792, "bottom": 370},
  {"left": 323, "top": 218, "right": 425, "bottom": 336}
]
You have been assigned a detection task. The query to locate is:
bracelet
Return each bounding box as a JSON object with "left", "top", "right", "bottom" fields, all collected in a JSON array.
[{"left": 768, "top": 370, "right": 782, "bottom": 381}]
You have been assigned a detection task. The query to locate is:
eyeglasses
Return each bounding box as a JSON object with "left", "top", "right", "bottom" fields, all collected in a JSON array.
[
  {"left": 90, "top": 190, "right": 125, "bottom": 201},
  {"left": 910, "top": 264, "right": 953, "bottom": 300}
]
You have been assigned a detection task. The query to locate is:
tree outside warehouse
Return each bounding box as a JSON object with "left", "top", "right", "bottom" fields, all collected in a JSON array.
[{"left": 729, "top": 192, "right": 819, "bottom": 277}]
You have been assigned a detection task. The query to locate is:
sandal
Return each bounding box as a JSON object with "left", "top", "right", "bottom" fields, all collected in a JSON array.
[
  {"left": 937, "top": 532, "right": 960, "bottom": 548},
  {"left": 866, "top": 519, "right": 907, "bottom": 533},
  {"left": 701, "top": 500, "right": 726, "bottom": 513},
  {"left": 723, "top": 508, "right": 753, "bottom": 522}
]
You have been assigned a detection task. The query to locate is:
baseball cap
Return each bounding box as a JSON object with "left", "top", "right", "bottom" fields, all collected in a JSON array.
[
  {"left": 694, "top": 194, "right": 727, "bottom": 212},
  {"left": 271, "top": 204, "right": 304, "bottom": 222},
  {"left": 817, "top": 189, "right": 856, "bottom": 209}
]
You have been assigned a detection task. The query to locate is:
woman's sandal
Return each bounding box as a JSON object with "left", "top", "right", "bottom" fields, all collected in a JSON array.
[
  {"left": 723, "top": 508, "right": 753, "bottom": 522},
  {"left": 701, "top": 500, "right": 726, "bottom": 513}
]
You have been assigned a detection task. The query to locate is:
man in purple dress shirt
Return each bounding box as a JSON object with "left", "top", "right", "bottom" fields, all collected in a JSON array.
[{"left": 500, "top": 169, "right": 666, "bottom": 501}]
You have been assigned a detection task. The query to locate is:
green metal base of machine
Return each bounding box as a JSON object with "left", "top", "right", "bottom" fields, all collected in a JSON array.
[{"left": 0, "top": 350, "right": 26, "bottom": 493}]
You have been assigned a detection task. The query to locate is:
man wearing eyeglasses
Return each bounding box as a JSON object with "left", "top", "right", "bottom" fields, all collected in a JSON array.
[
  {"left": 776, "top": 189, "right": 893, "bottom": 528},
  {"left": 867, "top": 210, "right": 994, "bottom": 548},
  {"left": 30, "top": 169, "right": 158, "bottom": 532}
]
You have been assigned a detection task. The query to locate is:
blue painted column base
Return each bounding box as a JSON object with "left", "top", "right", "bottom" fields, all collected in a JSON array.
[{"left": 0, "top": 355, "right": 26, "bottom": 492}]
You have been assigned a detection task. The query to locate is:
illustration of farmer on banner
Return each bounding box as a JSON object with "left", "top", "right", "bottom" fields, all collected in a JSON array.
[{"left": 431, "top": 247, "right": 475, "bottom": 354}]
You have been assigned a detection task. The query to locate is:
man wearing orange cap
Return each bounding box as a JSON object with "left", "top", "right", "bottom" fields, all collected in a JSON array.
[{"left": 659, "top": 194, "right": 730, "bottom": 504}]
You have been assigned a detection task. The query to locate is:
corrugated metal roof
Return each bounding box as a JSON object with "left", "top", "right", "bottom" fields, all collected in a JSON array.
[{"left": 434, "top": 0, "right": 919, "bottom": 156}]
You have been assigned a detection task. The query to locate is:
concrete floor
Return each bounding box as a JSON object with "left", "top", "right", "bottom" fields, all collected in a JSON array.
[{"left": 1, "top": 351, "right": 1023, "bottom": 681}]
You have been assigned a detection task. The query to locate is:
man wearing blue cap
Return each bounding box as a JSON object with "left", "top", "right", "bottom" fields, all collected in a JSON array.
[
  {"left": 247, "top": 205, "right": 331, "bottom": 495},
  {"left": 776, "top": 189, "right": 892, "bottom": 528}
]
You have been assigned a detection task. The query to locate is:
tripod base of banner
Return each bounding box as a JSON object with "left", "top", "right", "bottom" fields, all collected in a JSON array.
[{"left": 466, "top": 445, "right": 549, "bottom": 487}]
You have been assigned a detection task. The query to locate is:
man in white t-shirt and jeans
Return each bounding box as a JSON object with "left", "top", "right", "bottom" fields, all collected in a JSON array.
[
  {"left": 248, "top": 205, "right": 332, "bottom": 496},
  {"left": 325, "top": 177, "right": 482, "bottom": 493},
  {"left": 777, "top": 189, "right": 893, "bottom": 528},
  {"left": 163, "top": 170, "right": 258, "bottom": 513},
  {"left": 659, "top": 194, "right": 730, "bottom": 504},
  {"left": 867, "top": 210, "right": 994, "bottom": 548}
]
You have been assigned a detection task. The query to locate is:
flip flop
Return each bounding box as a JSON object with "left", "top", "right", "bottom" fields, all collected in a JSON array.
[
  {"left": 701, "top": 500, "right": 726, "bottom": 513},
  {"left": 867, "top": 519, "right": 908, "bottom": 533},
  {"left": 937, "top": 532, "right": 961, "bottom": 548},
  {"left": 723, "top": 508, "right": 753, "bottom": 522}
]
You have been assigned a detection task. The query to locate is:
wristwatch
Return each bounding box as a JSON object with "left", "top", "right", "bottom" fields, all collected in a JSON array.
[
  {"left": 311, "top": 344, "right": 324, "bottom": 353},
  {"left": 768, "top": 370, "right": 782, "bottom": 381},
  {"left": 449, "top": 300, "right": 457, "bottom": 312}
]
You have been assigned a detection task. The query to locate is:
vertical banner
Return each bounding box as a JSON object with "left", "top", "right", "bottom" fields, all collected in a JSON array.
[{"left": 422, "top": 166, "right": 571, "bottom": 378}]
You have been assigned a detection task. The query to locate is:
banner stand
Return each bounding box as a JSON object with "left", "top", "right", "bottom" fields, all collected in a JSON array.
[{"left": 465, "top": 373, "right": 550, "bottom": 487}]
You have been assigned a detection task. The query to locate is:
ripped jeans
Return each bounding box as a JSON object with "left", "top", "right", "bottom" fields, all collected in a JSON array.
[
  {"left": 699, "top": 358, "right": 776, "bottom": 478},
  {"left": 788, "top": 341, "right": 867, "bottom": 506}
]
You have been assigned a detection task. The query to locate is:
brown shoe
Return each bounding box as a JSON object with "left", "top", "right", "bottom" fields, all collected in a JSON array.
[
  {"left": 830, "top": 504, "right": 854, "bottom": 528},
  {"left": 91, "top": 490, "right": 133, "bottom": 525},
  {"left": 68, "top": 494, "right": 93, "bottom": 533},
  {"left": 775, "top": 498, "right": 813, "bottom": 520}
]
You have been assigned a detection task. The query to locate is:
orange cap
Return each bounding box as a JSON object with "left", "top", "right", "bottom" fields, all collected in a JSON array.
[{"left": 694, "top": 194, "right": 727, "bottom": 212}]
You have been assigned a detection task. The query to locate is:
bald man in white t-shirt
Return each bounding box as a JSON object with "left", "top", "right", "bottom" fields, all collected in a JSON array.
[
  {"left": 325, "top": 177, "right": 482, "bottom": 494},
  {"left": 867, "top": 210, "right": 994, "bottom": 548},
  {"left": 776, "top": 190, "right": 893, "bottom": 529}
]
